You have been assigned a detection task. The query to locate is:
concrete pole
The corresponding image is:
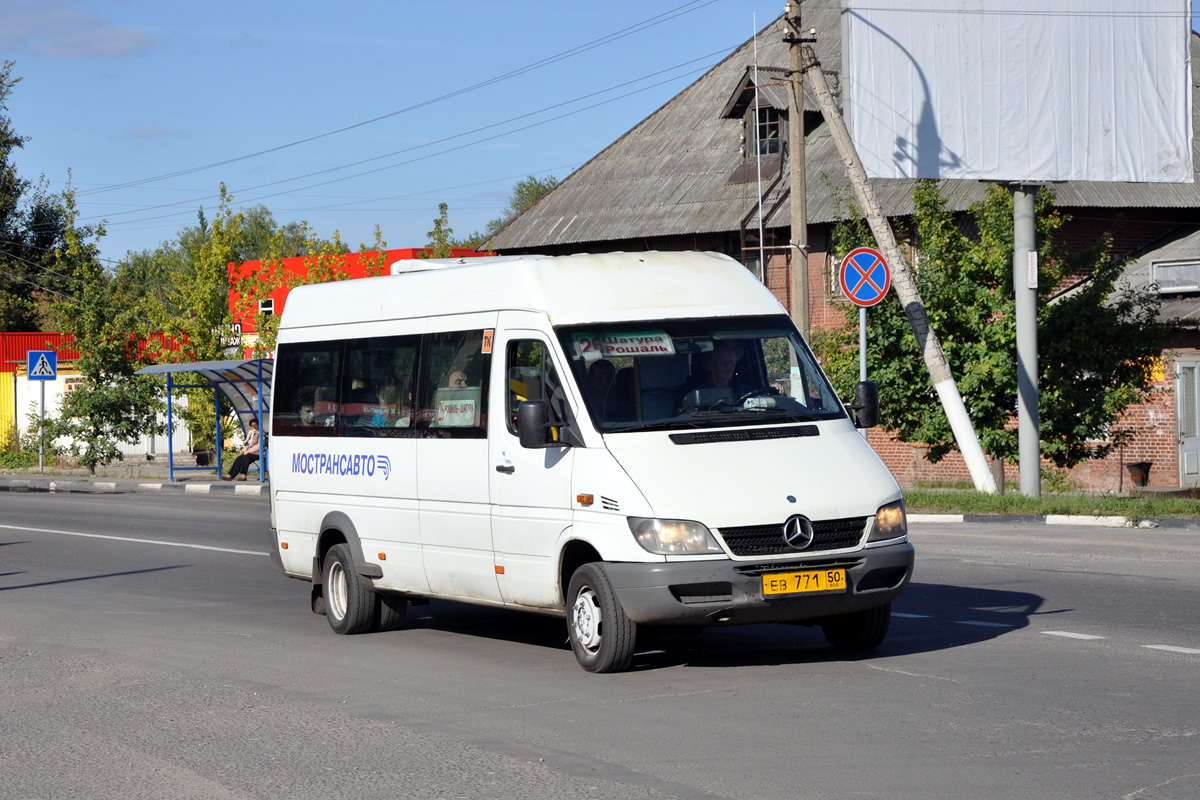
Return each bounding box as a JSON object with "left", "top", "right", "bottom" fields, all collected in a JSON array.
[
  {"left": 785, "top": 0, "right": 810, "bottom": 341},
  {"left": 1012, "top": 185, "right": 1040, "bottom": 497},
  {"left": 800, "top": 45, "right": 997, "bottom": 494}
]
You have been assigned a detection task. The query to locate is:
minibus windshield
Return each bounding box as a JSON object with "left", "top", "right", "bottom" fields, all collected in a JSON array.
[{"left": 557, "top": 315, "right": 845, "bottom": 433}]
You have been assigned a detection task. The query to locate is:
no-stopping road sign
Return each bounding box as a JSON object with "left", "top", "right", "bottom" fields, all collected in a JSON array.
[{"left": 839, "top": 247, "right": 891, "bottom": 308}]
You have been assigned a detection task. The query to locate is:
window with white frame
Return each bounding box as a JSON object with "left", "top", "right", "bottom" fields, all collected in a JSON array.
[{"left": 1152, "top": 259, "right": 1200, "bottom": 293}]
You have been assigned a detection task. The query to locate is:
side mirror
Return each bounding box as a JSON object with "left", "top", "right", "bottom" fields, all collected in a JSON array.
[
  {"left": 852, "top": 381, "right": 879, "bottom": 429},
  {"left": 518, "top": 400, "right": 550, "bottom": 448}
]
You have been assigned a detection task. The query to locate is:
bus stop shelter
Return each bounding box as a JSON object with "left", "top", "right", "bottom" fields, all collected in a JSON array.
[{"left": 136, "top": 358, "right": 273, "bottom": 482}]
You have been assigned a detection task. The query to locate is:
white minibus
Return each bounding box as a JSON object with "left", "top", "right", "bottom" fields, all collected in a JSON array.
[{"left": 267, "top": 251, "right": 913, "bottom": 672}]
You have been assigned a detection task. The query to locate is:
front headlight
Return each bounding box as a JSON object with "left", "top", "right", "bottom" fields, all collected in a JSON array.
[
  {"left": 628, "top": 517, "right": 723, "bottom": 555},
  {"left": 868, "top": 500, "right": 907, "bottom": 542}
]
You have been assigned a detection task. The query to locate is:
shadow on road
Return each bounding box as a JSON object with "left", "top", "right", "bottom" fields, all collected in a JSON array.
[
  {"left": 390, "top": 581, "right": 1049, "bottom": 671},
  {"left": 0, "top": 564, "right": 190, "bottom": 592}
]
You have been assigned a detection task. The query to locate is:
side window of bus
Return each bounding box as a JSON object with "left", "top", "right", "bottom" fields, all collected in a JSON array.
[
  {"left": 342, "top": 335, "right": 421, "bottom": 436},
  {"left": 507, "top": 340, "right": 566, "bottom": 440},
  {"left": 416, "top": 330, "right": 491, "bottom": 438},
  {"left": 272, "top": 341, "right": 341, "bottom": 437}
]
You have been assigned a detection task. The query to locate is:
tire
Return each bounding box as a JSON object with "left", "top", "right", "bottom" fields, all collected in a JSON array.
[
  {"left": 566, "top": 563, "right": 637, "bottom": 673},
  {"left": 821, "top": 601, "right": 892, "bottom": 652},
  {"left": 322, "top": 543, "right": 374, "bottom": 635},
  {"left": 373, "top": 592, "right": 408, "bottom": 632}
]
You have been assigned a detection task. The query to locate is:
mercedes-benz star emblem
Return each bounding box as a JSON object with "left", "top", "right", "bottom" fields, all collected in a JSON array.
[{"left": 783, "top": 515, "right": 815, "bottom": 550}]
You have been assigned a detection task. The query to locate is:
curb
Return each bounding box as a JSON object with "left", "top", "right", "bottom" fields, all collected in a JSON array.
[
  {"left": 0, "top": 478, "right": 268, "bottom": 496},
  {"left": 908, "top": 513, "right": 1199, "bottom": 529}
]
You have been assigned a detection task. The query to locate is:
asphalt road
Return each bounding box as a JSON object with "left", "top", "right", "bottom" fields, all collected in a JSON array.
[{"left": 1, "top": 492, "right": 1198, "bottom": 800}]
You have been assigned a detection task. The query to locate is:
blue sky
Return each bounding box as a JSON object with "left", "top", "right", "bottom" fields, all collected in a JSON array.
[
  {"left": 3, "top": 0, "right": 789, "bottom": 265},
  {"left": 4, "top": 1, "right": 1199, "bottom": 267}
]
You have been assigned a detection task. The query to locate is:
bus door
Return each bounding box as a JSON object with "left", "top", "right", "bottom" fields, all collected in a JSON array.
[{"left": 489, "top": 317, "right": 576, "bottom": 609}]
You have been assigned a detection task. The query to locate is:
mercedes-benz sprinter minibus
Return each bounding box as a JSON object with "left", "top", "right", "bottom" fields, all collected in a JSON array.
[{"left": 267, "top": 251, "right": 913, "bottom": 672}]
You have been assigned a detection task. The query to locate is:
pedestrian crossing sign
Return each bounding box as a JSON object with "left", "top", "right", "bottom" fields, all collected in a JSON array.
[{"left": 27, "top": 350, "right": 57, "bottom": 381}]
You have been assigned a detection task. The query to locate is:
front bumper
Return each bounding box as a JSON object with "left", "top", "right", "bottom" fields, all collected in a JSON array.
[{"left": 603, "top": 540, "right": 914, "bottom": 626}]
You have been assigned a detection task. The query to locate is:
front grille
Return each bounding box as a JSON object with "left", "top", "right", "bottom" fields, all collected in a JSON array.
[{"left": 718, "top": 517, "right": 867, "bottom": 557}]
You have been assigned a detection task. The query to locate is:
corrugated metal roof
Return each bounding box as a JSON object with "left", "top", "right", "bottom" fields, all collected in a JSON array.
[
  {"left": 0, "top": 333, "right": 78, "bottom": 373},
  {"left": 486, "top": 3, "right": 1200, "bottom": 253}
]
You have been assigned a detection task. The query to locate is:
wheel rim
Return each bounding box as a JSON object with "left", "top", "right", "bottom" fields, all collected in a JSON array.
[
  {"left": 327, "top": 559, "right": 348, "bottom": 621},
  {"left": 572, "top": 586, "right": 602, "bottom": 654}
]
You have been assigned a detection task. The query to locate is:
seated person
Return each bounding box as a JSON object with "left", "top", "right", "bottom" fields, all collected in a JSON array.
[
  {"left": 444, "top": 369, "right": 470, "bottom": 388},
  {"left": 585, "top": 360, "right": 615, "bottom": 412},
  {"left": 369, "top": 385, "right": 398, "bottom": 427},
  {"left": 605, "top": 367, "right": 637, "bottom": 421},
  {"left": 679, "top": 341, "right": 753, "bottom": 407},
  {"left": 294, "top": 387, "right": 318, "bottom": 426}
]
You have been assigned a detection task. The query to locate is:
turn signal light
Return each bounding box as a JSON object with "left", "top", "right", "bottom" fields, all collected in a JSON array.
[
  {"left": 280, "top": 542, "right": 288, "bottom": 550},
  {"left": 577, "top": 494, "right": 594, "bottom": 506}
]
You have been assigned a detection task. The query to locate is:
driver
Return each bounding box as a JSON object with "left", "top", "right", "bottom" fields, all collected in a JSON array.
[{"left": 695, "top": 341, "right": 752, "bottom": 396}]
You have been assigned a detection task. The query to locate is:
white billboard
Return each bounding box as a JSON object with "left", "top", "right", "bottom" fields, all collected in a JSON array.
[{"left": 844, "top": 0, "right": 1193, "bottom": 183}]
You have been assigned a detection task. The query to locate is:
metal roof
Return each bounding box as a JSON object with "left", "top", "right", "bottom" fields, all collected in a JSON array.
[
  {"left": 485, "top": 3, "right": 1200, "bottom": 253},
  {"left": 137, "top": 358, "right": 274, "bottom": 432}
]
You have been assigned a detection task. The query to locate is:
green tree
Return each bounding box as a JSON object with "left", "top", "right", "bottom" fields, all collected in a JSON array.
[
  {"left": 454, "top": 174, "right": 559, "bottom": 249},
  {"left": 0, "top": 61, "right": 77, "bottom": 331},
  {"left": 424, "top": 203, "right": 454, "bottom": 258},
  {"left": 815, "top": 181, "right": 1165, "bottom": 468},
  {"left": 487, "top": 174, "right": 557, "bottom": 235},
  {"left": 42, "top": 190, "right": 163, "bottom": 473}
]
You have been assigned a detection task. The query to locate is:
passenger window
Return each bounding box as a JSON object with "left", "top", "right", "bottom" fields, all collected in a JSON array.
[
  {"left": 507, "top": 340, "right": 566, "bottom": 440},
  {"left": 272, "top": 342, "right": 341, "bottom": 437},
  {"left": 342, "top": 335, "right": 421, "bottom": 436},
  {"left": 416, "top": 330, "right": 491, "bottom": 438}
]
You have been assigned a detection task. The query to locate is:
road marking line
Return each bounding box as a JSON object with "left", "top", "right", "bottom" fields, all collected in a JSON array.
[
  {"left": 0, "top": 523, "right": 267, "bottom": 556},
  {"left": 956, "top": 620, "right": 1016, "bottom": 628},
  {"left": 1044, "top": 514, "right": 1129, "bottom": 527},
  {"left": 1043, "top": 631, "right": 1106, "bottom": 640},
  {"left": 1142, "top": 645, "right": 1200, "bottom": 654},
  {"left": 892, "top": 612, "right": 931, "bottom": 619}
]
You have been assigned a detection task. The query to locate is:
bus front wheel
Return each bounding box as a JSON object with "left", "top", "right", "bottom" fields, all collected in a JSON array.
[{"left": 566, "top": 563, "right": 637, "bottom": 673}]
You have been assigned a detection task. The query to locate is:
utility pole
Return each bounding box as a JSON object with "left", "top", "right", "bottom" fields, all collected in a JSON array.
[
  {"left": 794, "top": 44, "right": 998, "bottom": 495},
  {"left": 784, "top": 0, "right": 810, "bottom": 341},
  {"left": 1012, "top": 185, "right": 1040, "bottom": 497}
]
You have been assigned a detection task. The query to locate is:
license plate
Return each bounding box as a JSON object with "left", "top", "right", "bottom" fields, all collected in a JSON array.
[{"left": 762, "top": 568, "right": 847, "bottom": 596}]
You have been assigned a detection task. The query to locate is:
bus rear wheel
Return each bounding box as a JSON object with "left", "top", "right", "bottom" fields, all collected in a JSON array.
[{"left": 323, "top": 543, "right": 374, "bottom": 635}]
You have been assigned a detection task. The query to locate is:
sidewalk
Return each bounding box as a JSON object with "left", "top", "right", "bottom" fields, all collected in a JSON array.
[{"left": 0, "top": 461, "right": 268, "bottom": 496}]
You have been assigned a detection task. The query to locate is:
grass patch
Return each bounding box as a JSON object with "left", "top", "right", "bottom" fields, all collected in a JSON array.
[{"left": 904, "top": 488, "right": 1200, "bottom": 520}]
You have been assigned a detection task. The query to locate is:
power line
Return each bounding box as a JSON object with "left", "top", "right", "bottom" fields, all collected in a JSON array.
[
  {"left": 74, "top": 0, "right": 722, "bottom": 199},
  {"left": 91, "top": 57, "right": 722, "bottom": 230}
]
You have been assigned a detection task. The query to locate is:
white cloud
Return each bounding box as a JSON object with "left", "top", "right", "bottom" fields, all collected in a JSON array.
[
  {"left": 129, "top": 123, "right": 177, "bottom": 138},
  {"left": 0, "top": 1, "right": 154, "bottom": 59}
]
